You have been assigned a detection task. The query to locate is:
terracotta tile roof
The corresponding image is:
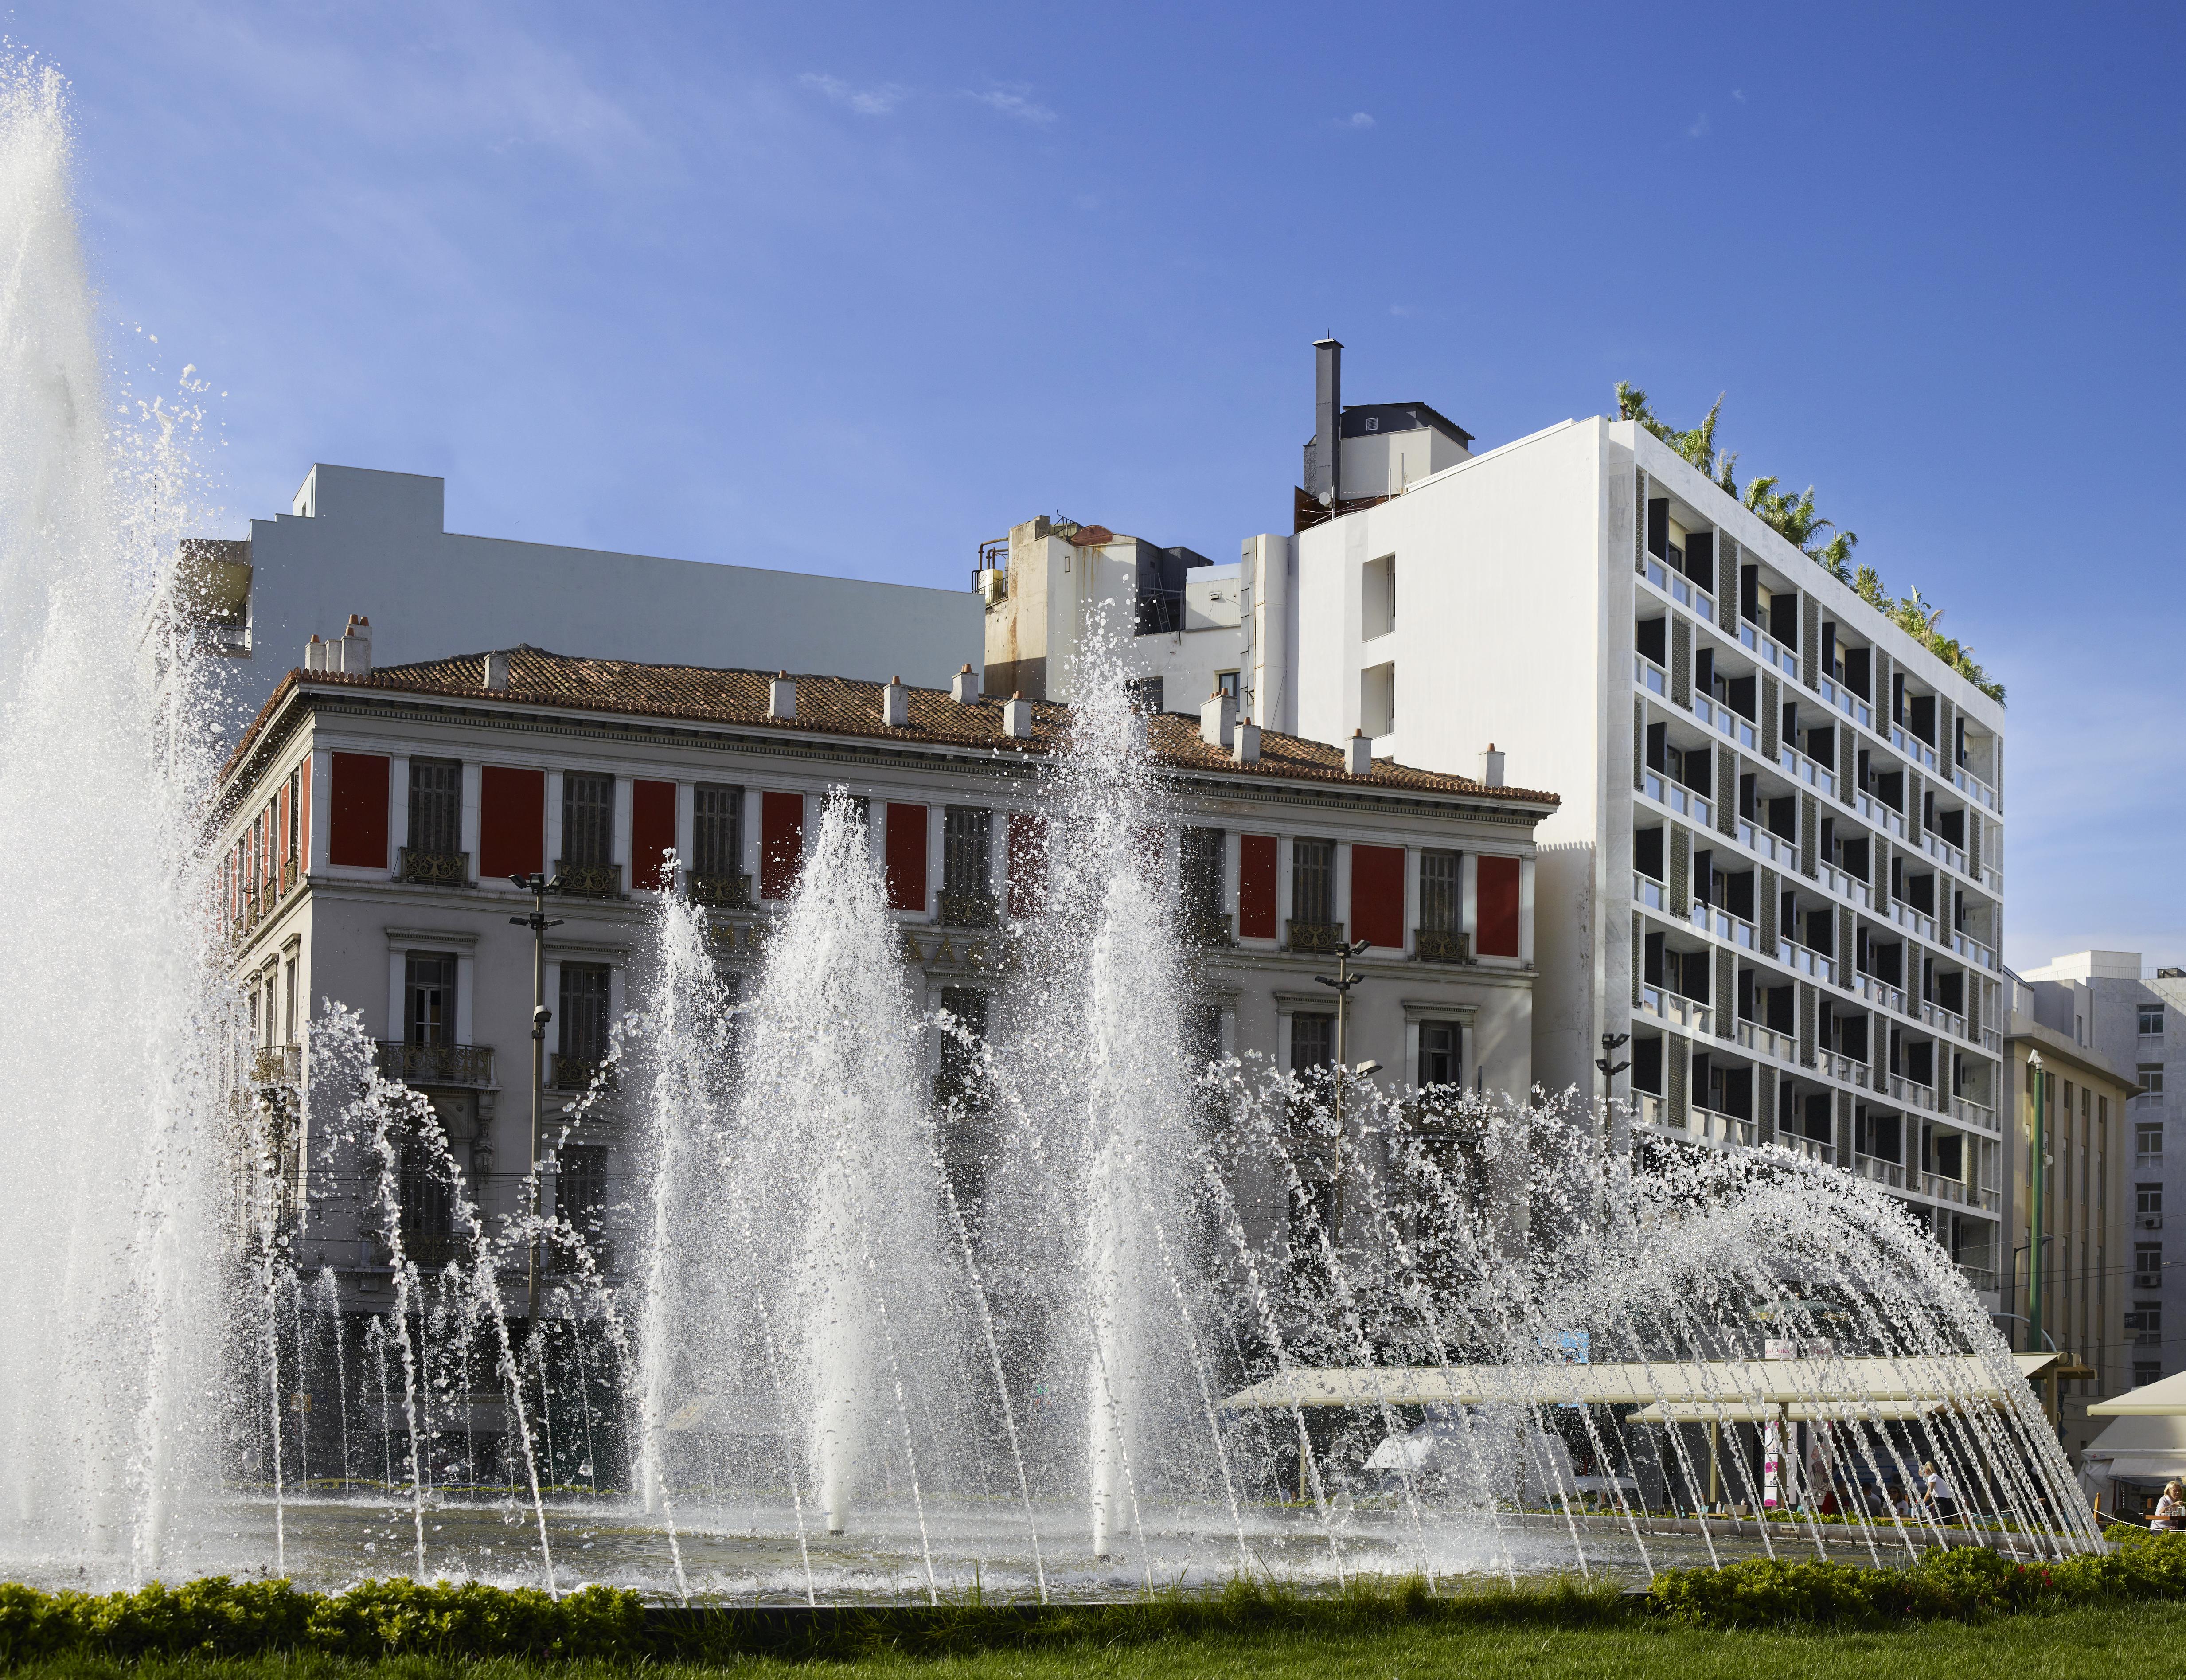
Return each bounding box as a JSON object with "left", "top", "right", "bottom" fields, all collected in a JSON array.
[{"left": 230, "top": 647, "right": 1559, "bottom": 808}]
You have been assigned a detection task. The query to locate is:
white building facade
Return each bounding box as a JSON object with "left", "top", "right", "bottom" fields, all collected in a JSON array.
[{"left": 217, "top": 634, "right": 1554, "bottom": 1312}]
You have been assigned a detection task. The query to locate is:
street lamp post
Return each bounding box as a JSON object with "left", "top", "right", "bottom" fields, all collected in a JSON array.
[
  {"left": 2029, "top": 1048, "right": 2047, "bottom": 1360},
  {"left": 510, "top": 871, "right": 564, "bottom": 1322},
  {"left": 1314, "top": 938, "right": 1374, "bottom": 1246}
]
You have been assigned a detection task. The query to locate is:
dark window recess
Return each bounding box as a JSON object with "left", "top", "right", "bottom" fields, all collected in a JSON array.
[
  {"left": 1936, "top": 970, "right": 1965, "bottom": 1013},
  {"left": 1684, "top": 532, "right": 1714, "bottom": 594},
  {"left": 559, "top": 963, "right": 612, "bottom": 1063},
  {"left": 1737, "top": 966, "right": 1756, "bottom": 1023},
  {"left": 559, "top": 1144, "right": 608, "bottom": 1235},
  {"left": 938, "top": 985, "right": 989, "bottom": 1098},
  {"left": 1821, "top": 620, "right": 1838, "bottom": 676},
  {"left": 1768, "top": 796, "right": 1797, "bottom": 842},
  {"left": 1645, "top": 722, "right": 1668, "bottom": 773},
  {"left": 1725, "top": 674, "right": 1756, "bottom": 720},
  {"left": 1632, "top": 1035, "right": 1663, "bottom": 1094},
  {"left": 1420, "top": 1020, "right": 1462, "bottom": 1087},
  {"left": 1692, "top": 848, "right": 1714, "bottom": 906},
  {"left": 1908, "top": 873, "right": 1936, "bottom": 915},
  {"left": 1740, "top": 565, "right": 1760, "bottom": 624},
  {"left": 1783, "top": 702, "right": 1800, "bottom": 748},
  {"left": 1803, "top": 1094, "right": 1832, "bottom": 1142},
  {"left": 943, "top": 806, "right": 994, "bottom": 899},
  {"left": 1842, "top": 646, "right": 1870, "bottom": 701},
  {"left": 1838, "top": 1013, "right": 1869, "bottom": 1060},
  {"left": 1806, "top": 727, "right": 1834, "bottom": 770},
  {"left": 1766, "top": 985, "right": 1794, "bottom": 1034},
  {"left": 1647, "top": 498, "right": 1670, "bottom": 559},
  {"left": 1420, "top": 848, "right": 1461, "bottom": 932},
  {"left": 1739, "top": 773, "right": 1758, "bottom": 821},
  {"left": 1290, "top": 1011, "right": 1334, "bottom": 1071},
  {"left": 1892, "top": 672, "right": 1907, "bottom": 724},
  {"left": 1724, "top": 869, "right": 1754, "bottom": 920},
  {"left": 1636, "top": 616, "right": 1667, "bottom": 665},
  {"left": 1681, "top": 748, "right": 1711, "bottom": 796},
  {"left": 693, "top": 784, "right": 743, "bottom": 879},
  {"left": 1769, "top": 590, "right": 1799, "bottom": 648},
  {"left": 1932, "top": 1132, "right": 1962, "bottom": 1178},
  {"left": 407, "top": 758, "right": 461, "bottom": 854},
  {"left": 1842, "top": 836, "right": 1870, "bottom": 883},
  {"left": 562, "top": 774, "right": 614, "bottom": 867},
  {"left": 1909, "top": 693, "right": 1936, "bottom": 746},
  {"left": 399, "top": 1134, "right": 451, "bottom": 1251},
  {"left": 1856, "top": 1110, "right": 1902, "bottom": 1161},
  {"left": 1875, "top": 770, "right": 1904, "bottom": 812},
  {"left": 1125, "top": 676, "right": 1165, "bottom": 713},
  {"left": 1292, "top": 839, "right": 1336, "bottom": 925},
  {"left": 1806, "top": 907, "right": 1834, "bottom": 953},
  {"left": 1643, "top": 930, "right": 1667, "bottom": 987},
  {"left": 1695, "top": 647, "right": 1715, "bottom": 696},
  {"left": 1938, "top": 807, "right": 1966, "bottom": 848},
  {"left": 1720, "top": 1064, "right": 1753, "bottom": 1120},
  {"left": 405, "top": 953, "right": 456, "bottom": 1047},
  {"left": 1181, "top": 826, "right": 1226, "bottom": 922},
  {"left": 1633, "top": 827, "right": 1665, "bottom": 880},
  {"left": 1676, "top": 948, "right": 1710, "bottom": 1002}
]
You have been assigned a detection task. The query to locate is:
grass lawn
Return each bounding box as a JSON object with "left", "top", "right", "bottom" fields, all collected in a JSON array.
[{"left": 11, "top": 1599, "right": 2183, "bottom": 1680}]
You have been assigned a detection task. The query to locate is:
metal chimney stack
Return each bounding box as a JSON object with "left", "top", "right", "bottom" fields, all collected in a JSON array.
[{"left": 1311, "top": 337, "right": 1343, "bottom": 506}]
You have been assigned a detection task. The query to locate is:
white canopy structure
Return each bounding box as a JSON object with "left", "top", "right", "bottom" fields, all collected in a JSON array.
[
  {"left": 1221, "top": 1353, "right": 2060, "bottom": 1412},
  {"left": 2079, "top": 1414, "right": 2186, "bottom": 1489},
  {"left": 2089, "top": 1371, "right": 2186, "bottom": 1416}
]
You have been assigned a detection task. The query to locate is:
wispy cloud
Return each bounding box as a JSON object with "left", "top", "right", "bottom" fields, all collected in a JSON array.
[
  {"left": 799, "top": 73, "right": 908, "bottom": 117},
  {"left": 1732, "top": 88, "right": 1747, "bottom": 103},
  {"left": 1390, "top": 302, "right": 1417, "bottom": 318},
  {"left": 1686, "top": 112, "right": 1710, "bottom": 139},
  {"left": 1335, "top": 111, "right": 1375, "bottom": 129},
  {"left": 969, "top": 86, "right": 1056, "bottom": 125}
]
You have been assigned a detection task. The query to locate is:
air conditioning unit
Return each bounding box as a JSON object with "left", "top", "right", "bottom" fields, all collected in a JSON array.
[{"left": 2140, "top": 1212, "right": 2164, "bottom": 1231}]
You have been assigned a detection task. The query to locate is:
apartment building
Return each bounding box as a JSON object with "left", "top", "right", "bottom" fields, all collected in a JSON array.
[
  {"left": 217, "top": 623, "right": 1555, "bottom": 1306},
  {"left": 2016, "top": 952, "right": 2186, "bottom": 1389},
  {"left": 987, "top": 340, "right": 2011, "bottom": 1301},
  {"left": 181, "top": 464, "right": 983, "bottom": 723},
  {"left": 1999, "top": 967, "right": 2137, "bottom": 1455}
]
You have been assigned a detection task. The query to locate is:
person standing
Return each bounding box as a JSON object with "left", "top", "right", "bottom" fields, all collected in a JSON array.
[{"left": 1922, "top": 1461, "right": 1958, "bottom": 1522}]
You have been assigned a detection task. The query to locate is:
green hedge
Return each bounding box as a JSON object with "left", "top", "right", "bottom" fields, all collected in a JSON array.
[{"left": 2, "top": 1532, "right": 2183, "bottom": 1664}]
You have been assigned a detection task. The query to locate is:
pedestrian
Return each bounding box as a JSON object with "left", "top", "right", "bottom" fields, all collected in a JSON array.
[
  {"left": 2155, "top": 1481, "right": 2183, "bottom": 1532},
  {"left": 1922, "top": 1460, "right": 1958, "bottom": 1522}
]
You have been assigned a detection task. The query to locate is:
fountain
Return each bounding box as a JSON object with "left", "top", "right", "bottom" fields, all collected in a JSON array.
[{"left": 0, "top": 43, "right": 2103, "bottom": 1602}]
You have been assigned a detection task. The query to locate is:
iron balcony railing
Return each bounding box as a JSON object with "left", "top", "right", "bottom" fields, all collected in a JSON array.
[
  {"left": 938, "top": 890, "right": 1000, "bottom": 930},
  {"left": 549, "top": 1053, "right": 616, "bottom": 1094},
  {"left": 1286, "top": 920, "right": 1347, "bottom": 956},
  {"left": 398, "top": 847, "right": 469, "bottom": 887},
  {"left": 1180, "top": 911, "right": 1236, "bottom": 948},
  {"left": 374, "top": 1040, "right": 496, "bottom": 1087},
  {"left": 1413, "top": 927, "right": 1471, "bottom": 963},
  {"left": 554, "top": 860, "right": 623, "bottom": 899},
  {"left": 251, "top": 1044, "right": 302, "bottom": 1086},
  {"left": 687, "top": 871, "right": 750, "bottom": 910}
]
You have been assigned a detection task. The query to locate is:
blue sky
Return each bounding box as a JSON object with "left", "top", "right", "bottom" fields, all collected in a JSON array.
[{"left": 20, "top": 1, "right": 2184, "bottom": 971}]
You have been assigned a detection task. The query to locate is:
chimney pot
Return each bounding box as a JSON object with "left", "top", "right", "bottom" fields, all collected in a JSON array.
[
  {"left": 1200, "top": 688, "right": 1237, "bottom": 750},
  {"left": 1233, "top": 717, "right": 1261, "bottom": 765},
  {"left": 338, "top": 614, "right": 372, "bottom": 674},
  {"left": 1479, "top": 743, "right": 1507, "bottom": 789},
  {"left": 769, "top": 674, "right": 797, "bottom": 719},
  {"left": 484, "top": 650, "right": 511, "bottom": 692},
  {"left": 1002, "top": 694, "right": 1035, "bottom": 739},
  {"left": 951, "top": 664, "right": 980, "bottom": 703},
  {"left": 881, "top": 676, "right": 910, "bottom": 727},
  {"left": 1345, "top": 729, "right": 1372, "bottom": 775}
]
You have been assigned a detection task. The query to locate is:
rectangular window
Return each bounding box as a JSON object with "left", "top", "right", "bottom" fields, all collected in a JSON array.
[
  {"left": 328, "top": 751, "right": 390, "bottom": 869},
  {"left": 558, "top": 1144, "right": 609, "bottom": 1238},
  {"left": 1420, "top": 1020, "right": 1462, "bottom": 1088},
  {"left": 1214, "top": 671, "right": 1240, "bottom": 699},
  {"left": 2140, "top": 1121, "right": 2165, "bottom": 1160},
  {"left": 399, "top": 1133, "right": 452, "bottom": 1252},
  {"left": 1237, "top": 834, "right": 1278, "bottom": 939},
  {"left": 2143, "top": 1004, "right": 2166, "bottom": 1037},
  {"left": 1125, "top": 676, "right": 1164, "bottom": 714},
  {"left": 2137, "top": 1243, "right": 2165, "bottom": 1289},
  {"left": 405, "top": 952, "right": 456, "bottom": 1047},
  {"left": 2139, "top": 1183, "right": 2164, "bottom": 1217},
  {"left": 559, "top": 963, "right": 613, "bottom": 1066},
  {"left": 943, "top": 806, "right": 993, "bottom": 899},
  {"left": 1351, "top": 843, "right": 1404, "bottom": 950},
  {"left": 1476, "top": 854, "right": 1522, "bottom": 958},
  {"left": 1360, "top": 660, "right": 1395, "bottom": 737},
  {"left": 693, "top": 784, "right": 743, "bottom": 880},
  {"left": 561, "top": 773, "right": 614, "bottom": 867},
  {"left": 286, "top": 768, "right": 302, "bottom": 862},
  {"left": 407, "top": 758, "right": 462, "bottom": 854},
  {"left": 1362, "top": 554, "right": 1395, "bottom": 639},
  {"left": 630, "top": 779, "right": 676, "bottom": 892},
  {"left": 2132, "top": 1301, "right": 2163, "bottom": 1347},
  {"left": 479, "top": 766, "right": 545, "bottom": 879},
  {"left": 1290, "top": 1011, "right": 1334, "bottom": 1072},
  {"left": 1180, "top": 826, "right": 1225, "bottom": 924},
  {"left": 885, "top": 802, "right": 929, "bottom": 914},
  {"left": 284, "top": 957, "right": 298, "bottom": 1045},
  {"left": 2137, "top": 1362, "right": 2163, "bottom": 1388},
  {"left": 2142, "top": 1063, "right": 2166, "bottom": 1096},
  {"left": 761, "top": 791, "right": 805, "bottom": 899},
  {"left": 937, "top": 985, "right": 989, "bottom": 1101},
  {"left": 1419, "top": 849, "right": 1461, "bottom": 935},
  {"left": 1292, "top": 838, "right": 1335, "bottom": 926}
]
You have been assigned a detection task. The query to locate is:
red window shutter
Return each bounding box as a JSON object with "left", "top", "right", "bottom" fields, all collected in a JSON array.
[
  {"left": 479, "top": 767, "right": 545, "bottom": 879},
  {"left": 885, "top": 803, "right": 929, "bottom": 914},
  {"left": 328, "top": 752, "right": 390, "bottom": 869},
  {"left": 299, "top": 759, "right": 312, "bottom": 870},
  {"left": 1477, "top": 855, "right": 1522, "bottom": 957},
  {"left": 631, "top": 780, "right": 677, "bottom": 891},
  {"left": 275, "top": 786, "right": 289, "bottom": 892},
  {"left": 1351, "top": 844, "right": 1405, "bottom": 951},
  {"left": 761, "top": 791, "right": 805, "bottom": 899},
  {"left": 1237, "top": 834, "right": 1278, "bottom": 939},
  {"left": 1007, "top": 813, "right": 1047, "bottom": 919}
]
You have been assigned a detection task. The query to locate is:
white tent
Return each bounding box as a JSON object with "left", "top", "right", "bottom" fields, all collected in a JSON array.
[
  {"left": 2088, "top": 1370, "right": 2186, "bottom": 1416},
  {"left": 2077, "top": 1413, "right": 2186, "bottom": 1501}
]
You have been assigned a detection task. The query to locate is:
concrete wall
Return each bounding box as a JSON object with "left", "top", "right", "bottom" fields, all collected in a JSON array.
[{"left": 228, "top": 465, "right": 983, "bottom": 727}]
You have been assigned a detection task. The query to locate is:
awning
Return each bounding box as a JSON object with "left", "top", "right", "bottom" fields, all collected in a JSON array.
[
  {"left": 2080, "top": 1414, "right": 2186, "bottom": 1482},
  {"left": 1221, "top": 1354, "right": 2058, "bottom": 1411},
  {"left": 2090, "top": 1371, "right": 2186, "bottom": 1416},
  {"left": 1628, "top": 1399, "right": 1946, "bottom": 1425}
]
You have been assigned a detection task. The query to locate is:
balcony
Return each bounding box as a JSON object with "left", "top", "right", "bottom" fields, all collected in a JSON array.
[
  {"left": 1952, "top": 1094, "right": 1997, "bottom": 1133},
  {"left": 549, "top": 1053, "right": 616, "bottom": 1094},
  {"left": 1776, "top": 939, "right": 1836, "bottom": 984},
  {"left": 397, "top": 1235, "right": 470, "bottom": 1269},
  {"left": 1816, "top": 674, "right": 1873, "bottom": 731},
  {"left": 1181, "top": 911, "right": 1237, "bottom": 948},
  {"left": 1640, "top": 552, "right": 1716, "bottom": 624},
  {"left": 1819, "top": 1050, "right": 1872, "bottom": 1090},
  {"left": 281, "top": 856, "right": 297, "bottom": 894},
  {"left": 1915, "top": 998, "right": 1967, "bottom": 1039},
  {"left": 1853, "top": 971, "right": 1906, "bottom": 1013},
  {"left": 1693, "top": 1107, "right": 1755, "bottom": 1148},
  {"left": 251, "top": 1044, "right": 302, "bottom": 1086},
  {"left": 1782, "top": 1133, "right": 1836, "bottom": 1167},
  {"left": 1634, "top": 1091, "right": 1668, "bottom": 1129},
  {"left": 1735, "top": 1018, "right": 1795, "bottom": 1062},
  {"left": 1693, "top": 694, "right": 1757, "bottom": 750},
  {"left": 1951, "top": 764, "right": 1998, "bottom": 811},
  {"left": 1777, "top": 744, "right": 1837, "bottom": 799},
  {"left": 1632, "top": 871, "right": 1667, "bottom": 912},
  {"left": 1413, "top": 927, "right": 1471, "bottom": 963},
  {"left": 1855, "top": 1153, "right": 1905, "bottom": 1189},
  {"left": 1734, "top": 617, "right": 1793, "bottom": 676},
  {"left": 1637, "top": 985, "right": 1712, "bottom": 1035},
  {"left": 1817, "top": 861, "right": 1871, "bottom": 910},
  {"left": 1286, "top": 920, "right": 1347, "bottom": 955},
  {"left": 1688, "top": 900, "right": 1757, "bottom": 950},
  {"left": 1883, "top": 896, "right": 1939, "bottom": 944},
  {"left": 1854, "top": 791, "right": 1907, "bottom": 839},
  {"left": 1890, "top": 723, "right": 1940, "bottom": 772},
  {"left": 1885, "top": 1071, "right": 1935, "bottom": 1110},
  {"left": 374, "top": 1041, "right": 496, "bottom": 1088},
  {"left": 939, "top": 891, "right": 1001, "bottom": 930},
  {"left": 1640, "top": 770, "right": 1712, "bottom": 828},
  {"left": 554, "top": 860, "right": 623, "bottom": 899},
  {"left": 1733, "top": 816, "right": 1797, "bottom": 873},
  {"left": 1957, "top": 1262, "right": 1999, "bottom": 1293},
  {"left": 687, "top": 871, "right": 750, "bottom": 910},
  {"left": 1916, "top": 828, "right": 1967, "bottom": 878},
  {"left": 1633, "top": 651, "right": 1669, "bottom": 698},
  {"left": 398, "top": 847, "right": 469, "bottom": 887}
]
